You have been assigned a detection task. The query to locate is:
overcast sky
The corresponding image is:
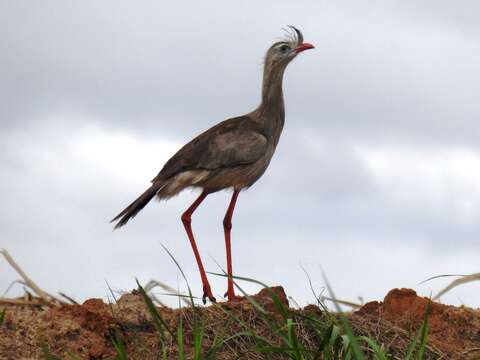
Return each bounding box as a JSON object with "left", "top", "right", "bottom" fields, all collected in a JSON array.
[{"left": 2, "top": 0, "right": 480, "bottom": 308}]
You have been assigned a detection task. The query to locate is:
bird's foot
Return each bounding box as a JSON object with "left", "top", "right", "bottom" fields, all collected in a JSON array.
[
  {"left": 202, "top": 284, "right": 216, "bottom": 304},
  {"left": 224, "top": 290, "right": 243, "bottom": 302}
]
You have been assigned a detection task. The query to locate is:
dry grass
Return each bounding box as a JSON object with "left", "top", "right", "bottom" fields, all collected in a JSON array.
[
  {"left": 0, "top": 248, "right": 65, "bottom": 306},
  {"left": 1, "top": 248, "right": 477, "bottom": 359}
]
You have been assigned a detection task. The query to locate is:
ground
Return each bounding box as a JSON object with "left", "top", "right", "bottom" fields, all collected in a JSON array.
[{"left": 1, "top": 287, "right": 479, "bottom": 359}]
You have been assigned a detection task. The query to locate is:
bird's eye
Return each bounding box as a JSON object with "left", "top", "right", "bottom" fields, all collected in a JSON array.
[{"left": 280, "top": 45, "right": 289, "bottom": 52}]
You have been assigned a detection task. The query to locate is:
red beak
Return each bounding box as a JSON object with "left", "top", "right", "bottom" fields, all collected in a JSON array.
[{"left": 294, "top": 43, "right": 315, "bottom": 54}]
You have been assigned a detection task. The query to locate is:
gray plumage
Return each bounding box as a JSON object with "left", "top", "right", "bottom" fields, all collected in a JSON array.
[{"left": 111, "top": 26, "right": 313, "bottom": 229}]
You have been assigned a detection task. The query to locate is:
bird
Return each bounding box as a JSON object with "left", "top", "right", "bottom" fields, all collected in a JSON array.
[{"left": 111, "top": 26, "right": 314, "bottom": 304}]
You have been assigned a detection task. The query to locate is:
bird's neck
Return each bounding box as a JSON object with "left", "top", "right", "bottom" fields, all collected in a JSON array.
[
  {"left": 251, "top": 64, "right": 286, "bottom": 144},
  {"left": 259, "top": 65, "right": 285, "bottom": 115}
]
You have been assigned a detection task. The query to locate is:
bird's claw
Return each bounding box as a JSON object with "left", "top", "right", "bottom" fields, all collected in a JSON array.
[
  {"left": 202, "top": 284, "right": 216, "bottom": 304},
  {"left": 224, "top": 290, "right": 243, "bottom": 302}
]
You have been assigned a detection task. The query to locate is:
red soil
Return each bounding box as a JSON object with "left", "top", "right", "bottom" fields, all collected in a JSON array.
[
  {"left": 355, "top": 288, "right": 480, "bottom": 358},
  {"left": 1, "top": 287, "right": 479, "bottom": 359}
]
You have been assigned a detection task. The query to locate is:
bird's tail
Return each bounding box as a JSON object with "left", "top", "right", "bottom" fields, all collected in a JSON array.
[{"left": 110, "top": 183, "right": 162, "bottom": 229}]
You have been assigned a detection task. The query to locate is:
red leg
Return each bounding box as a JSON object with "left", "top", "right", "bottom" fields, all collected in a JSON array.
[
  {"left": 181, "top": 191, "right": 215, "bottom": 304},
  {"left": 223, "top": 190, "right": 242, "bottom": 302}
]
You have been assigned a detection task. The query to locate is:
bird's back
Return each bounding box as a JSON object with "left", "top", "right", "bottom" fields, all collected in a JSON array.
[{"left": 152, "top": 115, "right": 268, "bottom": 183}]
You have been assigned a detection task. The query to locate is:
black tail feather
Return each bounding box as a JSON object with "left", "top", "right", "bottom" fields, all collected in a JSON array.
[{"left": 111, "top": 185, "right": 160, "bottom": 229}]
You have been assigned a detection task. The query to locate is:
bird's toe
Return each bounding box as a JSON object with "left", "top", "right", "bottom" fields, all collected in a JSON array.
[
  {"left": 224, "top": 290, "right": 243, "bottom": 302},
  {"left": 202, "top": 284, "right": 216, "bottom": 304}
]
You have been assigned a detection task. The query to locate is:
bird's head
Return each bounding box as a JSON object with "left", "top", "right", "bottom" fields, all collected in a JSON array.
[{"left": 264, "top": 26, "right": 314, "bottom": 70}]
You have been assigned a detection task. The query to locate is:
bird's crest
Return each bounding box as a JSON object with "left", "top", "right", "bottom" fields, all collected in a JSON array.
[{"left": 280, "top": 25, "right": 304, "bottom": 47}]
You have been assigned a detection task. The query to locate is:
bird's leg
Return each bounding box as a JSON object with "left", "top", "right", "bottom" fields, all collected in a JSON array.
[
  {"left": 181, "top": 191, "right": 216, "bottom": 304},
  {"left": 223, "top": 190, "right": 242, "bottom": 302}
]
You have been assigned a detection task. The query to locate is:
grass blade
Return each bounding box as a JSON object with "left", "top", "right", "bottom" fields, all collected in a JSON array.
[
  {"left": 209, "top": 272, "right": 290, "bottom": 319},
  {"left": 205, "top": 316, "right": 236, "bottom": 357},
  {"left": 177, "top": 316, "right": 185, "bottom": 360},
  {"left": 404, "top": 303, "right": 430, "bottom": 360},
  {"left": 66, "top": 353, "right": 83, "bottom": 360},
  {"left": 136, "top": 279, "right": 173, "bottom": 339},
  {"left": 416, "top": 314, "right": 429, "bottom": 360},
  {"left": 341, "top": 334, "right": 352, "bottom": 360},
  {"left": 432, "top": 272, "right": 480, "bottom": 300},
  {"left": 0, "top": 308, "right": 5, "bottom": 327},
  {"left": 110, "top": 331, "right": 129, "bottom": 360},
  {"left": 160, "top": 244, "right": 196, "bottom": 306},
  {"left": 359, "top": 336, "right": 388, "bottom": 360},
  {"left": 193, "top": 319, "right": 205, "bottom": 360},
  {"left": 41, "top": 344, "right": 62, "bottom": 360},
  {"left": 287, "top": 318, "right": 304, "bottom": 360},
  {"left": 321, "top": 271, "right": 366, "bottom": 360}
]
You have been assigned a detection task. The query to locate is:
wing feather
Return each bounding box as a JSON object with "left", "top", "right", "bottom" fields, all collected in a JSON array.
[{"left": 152, "top": 116, "right": 267, "bottom": 182}]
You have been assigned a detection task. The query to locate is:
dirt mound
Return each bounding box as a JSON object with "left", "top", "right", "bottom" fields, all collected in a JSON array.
[
  {"left": 1, "top": 287, "right": 479, "bottom": 359},
  {"left": 354, "top": 288, "right": 480, "bottom": 358}
]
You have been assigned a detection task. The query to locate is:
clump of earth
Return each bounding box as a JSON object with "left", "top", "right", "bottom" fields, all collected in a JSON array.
[{"left": 1, "top": 287, "right": 479, "bottom": 359}]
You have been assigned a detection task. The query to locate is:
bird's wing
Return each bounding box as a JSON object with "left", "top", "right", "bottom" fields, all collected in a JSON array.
[
  {"left": 152, "top": 116, "right": 267, "bottom": 182},
  {"left": 197, "top": 123, "right": 267, "bottom": 169}
]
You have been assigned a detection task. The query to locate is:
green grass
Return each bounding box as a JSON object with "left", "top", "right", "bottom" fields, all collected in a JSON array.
[
  {"left": 41, "top": 344, "right": 63, "bottom": 360},
  {"left": 41, "top": 280, "right": 432, "bottom": 360},
  {"left": 404, "top": 305, "right": 430, "bottom": 360},
  {"left": 110, "top": 330, "right": 129, "bottom": 360},
  {"left": 0, "top": 308, "right": 5, "bottom": 327},
  {"left": 40, "top": 253, "right": 432, "bottom": 360}
]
